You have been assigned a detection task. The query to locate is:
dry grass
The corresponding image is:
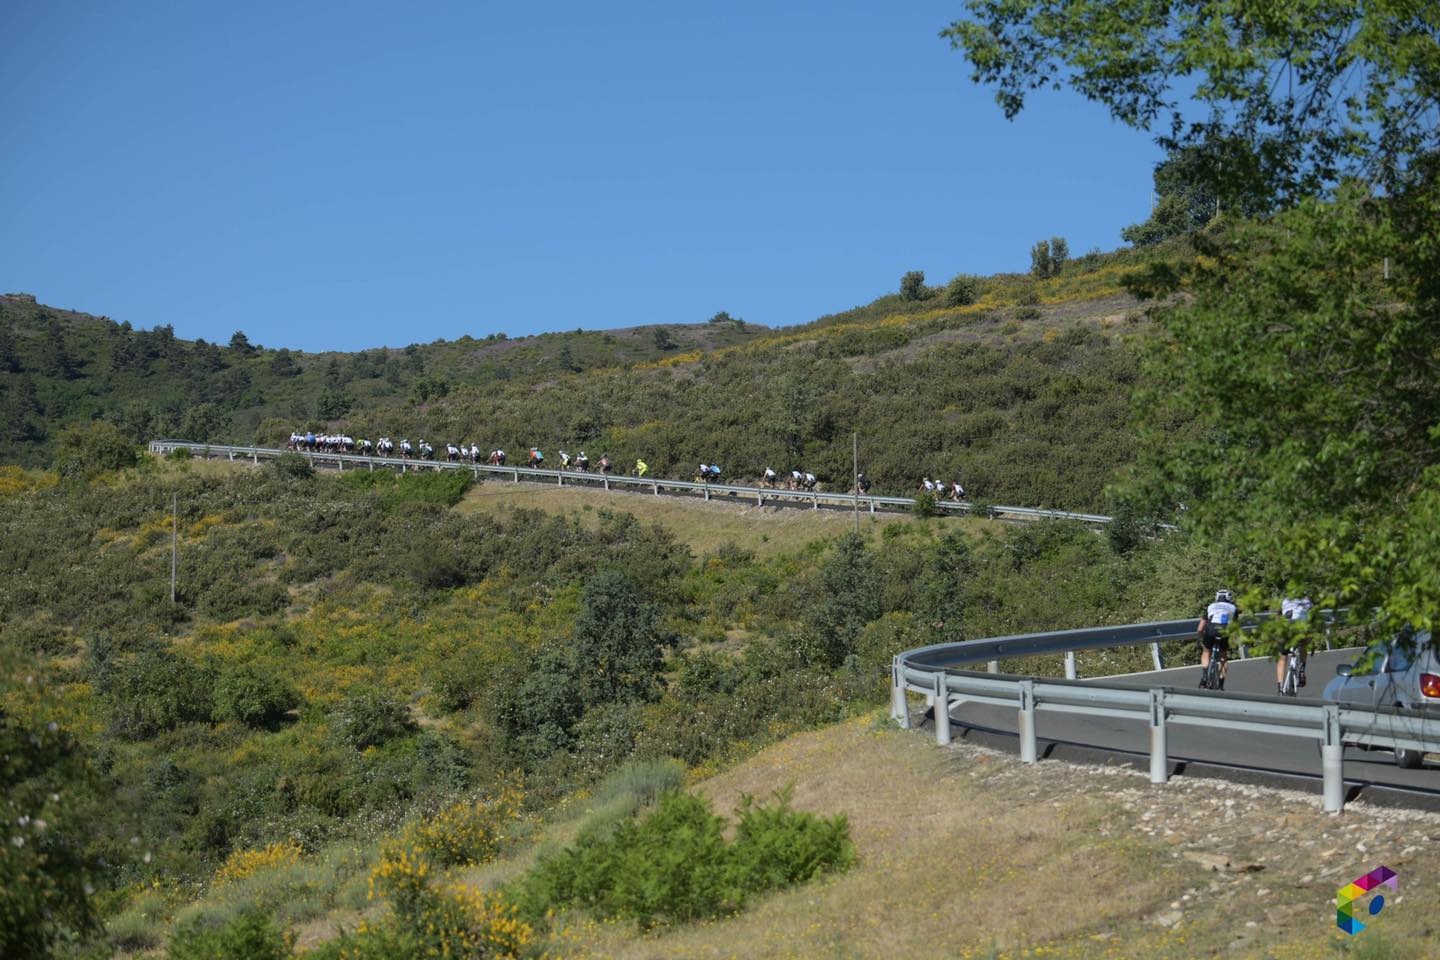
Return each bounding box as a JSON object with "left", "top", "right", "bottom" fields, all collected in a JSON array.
[
  {"left": 454, "top": 480, "right": 979, "bottom": 557},
  {"left": 535, "top": 714, "right": 1440, "bottom": 960}
]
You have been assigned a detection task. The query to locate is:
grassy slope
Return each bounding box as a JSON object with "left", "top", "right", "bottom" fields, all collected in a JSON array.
[
  {"left": 453, "top": 477, "right": 973, "bottom": 558},
  {"left": 193, "top": 712, "right": 1439, "bottom": 960}
]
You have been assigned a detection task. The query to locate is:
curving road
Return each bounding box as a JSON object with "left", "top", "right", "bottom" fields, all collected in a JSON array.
[{"left": 944, "top": 648, "right": 1440, "bottom": 801}]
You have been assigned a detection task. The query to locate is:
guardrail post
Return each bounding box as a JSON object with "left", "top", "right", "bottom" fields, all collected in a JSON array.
[
  {"left": 891, "top": 658, "right": 908, "bottom": 727},
  {"left": 1017, "top": 679, "right": 1037, "bottom": 763},
  {"left": 987, "top": 659, "right": 999, "bottom": 674},
  {"left": 1322, "top": 703, "right": 1345, "bottom": 813},
  {"left": 557, "top": 471, "right": 563, "bottom": 486},
  {"left": 227, "top": 450, "right": 234, "bottom": 461},
  {"left": 1151, "top": 642, "right": 1164, "bottom": 671},
  {"left": 1148, "top": 688, "right": 1168, "bottom": 784},
  {"left": 370, "top": 460, "right": 375, "bottom": 472},
  {"left": 1324, "top": 622, "right": 1333, "bottom": 651},
  {"left": 402, "top": 462, "right": 407, "bottom": 474},
  {"left": 603, "top": 477, "right": 609, "bottom": 491},
  {"left": 512, "top": 469, "right": 518, "bottom": 482},
  {"left": 812, "top": 494, "right": 818, "bottom": 510},
  {"left": 252, "top": 451, "right": 258, "bottom": 465},
  {"left": 869, "top": 498, "right": 875, "bottom": 515},
  {"left": 932, "top": 673, "right": 951, "bottom": 746},
  {"left": 1240, "top": 642, "right": 1250, "bottom": 659},
  {"left": 1064, "top": 650, "right": 1077, "bottom": 680},
  {"left": 704, "top": 486, "right": 710, "bottom": 501},
  {"left": 337, "top": 457, "right": 343, "bottom": 472},
  {"left": 652, "top": 482, "right": 659, "bottom": 495}
]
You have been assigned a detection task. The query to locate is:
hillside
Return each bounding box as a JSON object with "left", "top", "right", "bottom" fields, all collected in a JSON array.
[
  {"left": 1, "top": 243, "right": 1182, "bottom": 510},
  {"left": 0, "top": 452, "right": 1221, "bottom": 957}
]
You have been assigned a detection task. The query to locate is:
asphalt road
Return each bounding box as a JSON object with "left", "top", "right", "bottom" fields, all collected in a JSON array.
[{"left": 945, "top": 648, "right": 1440, "bottom": 797}]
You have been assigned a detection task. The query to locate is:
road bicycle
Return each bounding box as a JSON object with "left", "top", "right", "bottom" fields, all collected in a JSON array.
[
  {"left": 1199, "top": 642, "right": 1226, "bottom": 691},
  {"left": 1278, "top": 648, "right": 1304, "bottom": 696}
]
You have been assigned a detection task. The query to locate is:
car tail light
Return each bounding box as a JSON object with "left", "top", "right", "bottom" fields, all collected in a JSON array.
[{"left": 1422, "top": 673, "right": 1440, "bottom": 699}]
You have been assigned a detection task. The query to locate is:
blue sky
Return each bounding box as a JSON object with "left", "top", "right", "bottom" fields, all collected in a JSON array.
[{"left": 1, "top": 1, "right": 1160, "bottom": 352}]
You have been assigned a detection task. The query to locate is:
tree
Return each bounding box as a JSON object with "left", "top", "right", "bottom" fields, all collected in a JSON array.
[
  {"left": 228, "top": 330, "right": 254, "bottom": 354},
  {"left": 0, "top": 704, "right": 101, "bottom": 958},
  {"left": 573, "top": 571, "right": 666, "bottom": 705},
  {"left": 652, "top": 327, "right": 677, "bottom": 351},
  {"left": 1048, "top": 236, "right": 1068, "bottom": 273},
  {"left": 53, "top": 421, "right": 138, "bottom": 480},
  {"left": 40, "top": 318, "right": 76, "bottom": 379},
  {"left": 269, "top": 348, "right": 300, "bottom": 377},
  {"left": 708, "top": 310, "right": 734, "bottom": 324},
  {"left": 316, "top": 386, "right": 352, "bottom": 419},
  {"left": 1029, "top": 240, "right": 1052, "bottom": 279},
  {"left": 900, "top": 270, "right": 928, "bottom": 301},
  {"left": 802, "top": 533, "right": 879, "bottom": 667},
  {"left": 1119, "top": 172, "right": 1440, "bottom": 633},
  {"left": 0, "top": 324, "right": 17, "bottom": 372},
  {"left": 916, "top": 531, "right": 974, "bottom": 644},
  {"left": 944, "top": 274, "right": 979, "bottom": 307},
  {"left": 943, "top": 1, "right": 1440, "bottom": 206}
]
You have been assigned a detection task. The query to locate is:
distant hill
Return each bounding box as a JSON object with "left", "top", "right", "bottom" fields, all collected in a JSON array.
[{"left": 0, "top": 243, "right": 1179, "bottom": 509}]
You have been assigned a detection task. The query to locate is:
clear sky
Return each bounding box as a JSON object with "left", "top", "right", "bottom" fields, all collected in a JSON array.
[{"left": 1, "top": 1, "right": 1160, "bottom": 352}]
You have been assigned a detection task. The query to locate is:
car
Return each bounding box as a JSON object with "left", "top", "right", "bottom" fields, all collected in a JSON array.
[{"left": 1323, "top": 629, "right": 1440, "bottom": 768}]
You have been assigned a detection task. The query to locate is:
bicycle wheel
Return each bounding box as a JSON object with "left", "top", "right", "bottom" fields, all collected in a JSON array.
[{"left": 1282, "top": 655, "right": 1299, "bottom": 696}]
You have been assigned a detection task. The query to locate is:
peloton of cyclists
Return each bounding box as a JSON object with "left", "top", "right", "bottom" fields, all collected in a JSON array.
[{"left": 1197, "top": 588, "right": 1238, "bottom": 691}]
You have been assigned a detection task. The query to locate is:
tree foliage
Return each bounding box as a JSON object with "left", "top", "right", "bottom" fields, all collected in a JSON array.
[
  {"left": 1121, "top": 170, "right": 1440, "bottom": 629},
  {"left": 899, "top": 270, "right": 929, "bottom": 301},
  {"left": 944, "top": 1, "right": 1440, "bottom": 205}
]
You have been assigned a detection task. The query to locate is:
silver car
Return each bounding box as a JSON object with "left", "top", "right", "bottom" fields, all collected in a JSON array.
[{"left": 1323, "top": 629, "right": 1440, "bottom": 768}]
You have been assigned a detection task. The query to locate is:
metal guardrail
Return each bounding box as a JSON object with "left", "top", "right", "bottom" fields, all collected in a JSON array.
[
  {"left": 892, "top": 615, "right": 1439, "bottom": 812},
  {"left": 147, "top": 440, "right": 1115, "bottom": 525}
]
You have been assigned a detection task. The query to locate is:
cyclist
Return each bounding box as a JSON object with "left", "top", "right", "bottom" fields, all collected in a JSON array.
[
  {"left": 950, "top": 479, "right": 966, "bottom": 501},
  {"left": 635, "top": 459, "right": 648, "bottom": 478},
  {"left": 856, "top": 472, "right": 871, "bottom": 494},
  {"left": 1276, "top": 595, "right": 1313, "bottom": 693},
  {"left": 762, "top": 467, "right": 777, "bottom": 487},
  {"left": 697, "top": 463, "right": 710, "bottom": 482},
  {"left": 1197, "top": 588, "right": 1237, "bottom": 690},
  {"left": 527, "top": 448, "right": 544, "bottom": 467},
  {"left": 600, "top": 454, "right": 613, "bottom": 474},
  {"left": 803, "top": 471, "right": 818, "bottom": 490},
  {"left": 559, "top": 450, "right": 572, "bottom": 469},
  {"left": 790, "top": 469, "right": 803, "bottom": 490},
  {"left": 707, "top": 463, "right": 720, "bottom": 481},
  {"left": 576, "top": 451, "right": 589, "bottom": 471}
]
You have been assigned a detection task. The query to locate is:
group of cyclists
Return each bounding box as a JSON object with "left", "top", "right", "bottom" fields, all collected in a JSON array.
[
  {"left": 283, "top": 431, "right": 875, "bottom": 492},
  {"left": 921, "top": 477, "right": 967, "bottom": 502},
  {"left": 1196, "top": 588, "right": 1313, "bottom": 695}
]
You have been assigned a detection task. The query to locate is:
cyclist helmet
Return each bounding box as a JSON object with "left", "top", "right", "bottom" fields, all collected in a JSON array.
[{"left": 1215, "top": 589, "right": 1234, "bottom": 604}]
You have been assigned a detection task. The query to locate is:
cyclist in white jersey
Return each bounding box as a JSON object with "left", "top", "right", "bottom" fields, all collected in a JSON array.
[
  {"left": 1276, "top": 596, "right": 1313, "bottom": 692},
  {"left": 1196, "top": 589, "right": 1237, "bottom": 690}
]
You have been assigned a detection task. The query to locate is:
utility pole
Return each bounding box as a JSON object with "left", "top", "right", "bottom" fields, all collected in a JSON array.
[
  {"left": 852, "top": 432, "right": 859, "bottom": 535},
  {"left": 170, "top": 493, "right": 177, "bottom": 604}
]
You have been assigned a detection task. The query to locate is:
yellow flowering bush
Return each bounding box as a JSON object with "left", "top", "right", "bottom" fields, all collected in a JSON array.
[
  {"left": 401, "top": 778, "right": 525, "bottom": 867},
  {"left": 357, "top": 841, "right": 535, "bottom": 959},
  {"left": 212, "top": 841, "right": 302, "bottom": 887}
]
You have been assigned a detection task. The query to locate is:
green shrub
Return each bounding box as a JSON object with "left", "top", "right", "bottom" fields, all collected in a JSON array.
[
  {"left": 332, "top": 690, "right": 415, "bottom": 750},
  {"left": 53, "top": 420, "right": 138, "bottom": 480},
  {"left": 267, "top": 453, "right": 314, "bottom": 481},
  {"left": 214, "top": 663, "right": 300, "bottom": 728},
  {"left": 899, "top": 270, "right": 929, "bottom": 301},
  {"left": 911, "top": 492, "right": 939, "bottom": 518},
  {"left": 99, "top": 643, "right": 214, "bottom": 739},
  {"left": 945, "top": 274, "right": 979, "bottom": 306},
  {"left": 167, "top": 908, "right": 293, "bottom": 960},
  {"left": 510, "top": 788, "right": 853, "bottom": 930},
  {"left": 591, "top": 758, "right": 685, "bottom": 817},
  {"left": 168, "top": 446, "right": 194, "bottom": 461}
]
